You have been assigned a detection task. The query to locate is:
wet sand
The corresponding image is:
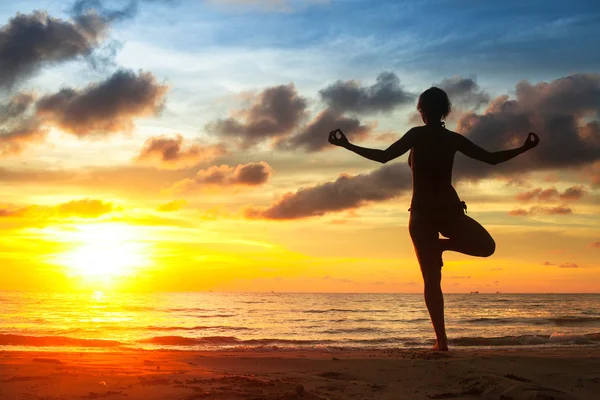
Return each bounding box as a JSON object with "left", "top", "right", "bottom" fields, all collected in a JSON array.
[{"left": 1, "top": 347, "right": 599, "bottom": 399}]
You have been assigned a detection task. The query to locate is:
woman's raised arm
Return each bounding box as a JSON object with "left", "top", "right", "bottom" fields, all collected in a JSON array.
[
  {"left": 456, "top": 132, "right": 539, "bottom": 165},
  {"left": 329, "top": 128, "right": 417, "bottom": 164}
]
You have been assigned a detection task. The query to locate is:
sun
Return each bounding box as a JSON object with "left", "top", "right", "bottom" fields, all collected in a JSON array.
[{"left": 54, "top": 223, "right": 150, "bottom": 279}]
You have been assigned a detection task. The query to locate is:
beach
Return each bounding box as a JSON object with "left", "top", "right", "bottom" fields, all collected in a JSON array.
[{"left": 1, "top": 348, "right": 599, "bottom": 400}]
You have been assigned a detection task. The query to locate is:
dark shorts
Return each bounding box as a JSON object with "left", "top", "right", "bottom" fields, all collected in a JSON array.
[{"left": 408, "top": 205, "right": 465, "bottom": 269}]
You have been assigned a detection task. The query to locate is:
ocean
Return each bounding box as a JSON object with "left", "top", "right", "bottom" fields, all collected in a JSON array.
[{"left": 1, "top": 292, "right": 599, "bottom": 351}]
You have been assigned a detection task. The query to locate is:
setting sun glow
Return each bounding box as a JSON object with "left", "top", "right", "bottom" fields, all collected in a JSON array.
[{"left": 53, "top": 223, "right": 151, "bottom": 280}]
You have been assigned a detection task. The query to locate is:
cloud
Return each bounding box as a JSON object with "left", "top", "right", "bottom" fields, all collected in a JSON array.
[
  {"left": 0, "top": 92, "right": 46, "bottom": 156},
  {"left": 277, "top": 109, "right": 373, "bottom": 152},
  {"left": 559, "top": 263, "right": 579, "bottom": 269},
  {"left": 0, "top": 10, "right": 108, "bottom": 89},
  {"left": 70, "top": 0, "right": 139, "bottom": 24},
  {"left": 156, "top": 199, "right": 187, "bottom": 212},
  {"left": 56, "top": 198, "right": 114, "bottom": 217},
  {"left": 515, "top": 185, "right": 587, "bottom": 202},
  {"left": 0, "top": 94, "right": 46, "bottom": 157},
  {"left": 244, "top": 162, "right": 411, "bottom": 220},
  {"left": 169, "top": 161, "right": 272, "bottom": 193},
  {"left": 454, "top": 74, "right": 600, "bottom": 182},
  {"left": 206, "top": 84, "right": 307, "bottom": 148},
  {"left": 589, "top": 242, "right": 600, "bottom": 248},
  {"left": 135, "top": 134, "right": 227, "bottom": 169},
  {"left": 508, "top": 205, "right": 572, "bottom": 216},
  {"left": 559, "top": 185, "right": 587, "bottom": 201},
  {"left": 435, "top": 76, "right": 490, "bottom": 110},
  {"left": 36, "top": 69, "right": 168, "bottom": 136},
  {"left": 542, "top": 261, "right": 556, "bottom": 266},
  {"left": 0, "top": 92, "right": 35, "bottom": 119},
  {"left": 0, "top": 119, "right": 46, "bottom": 156},
  {"left": 0, "top": 198, "right": 115, "bottom": 219},
  {"left": 319, "top": 72, "right": 414, "bottom": 115}
]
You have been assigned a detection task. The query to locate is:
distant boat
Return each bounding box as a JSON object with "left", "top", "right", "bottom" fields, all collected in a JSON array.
[{"left": 470, "top": 291, "right": 479, "bottom": 294}]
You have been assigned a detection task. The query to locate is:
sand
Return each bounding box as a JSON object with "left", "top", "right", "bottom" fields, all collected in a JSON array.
[{"left": 1, "top": 348, "right": 599, "bottom": 400}]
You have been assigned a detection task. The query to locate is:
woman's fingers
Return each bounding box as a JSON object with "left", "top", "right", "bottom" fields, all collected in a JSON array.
[
  {"left": 525, "top": 132, "right": 539, "bottom": 149},
  {"left": 328, "top": 128, "right": 347, "bottom": 146},
  {"left": 329, "top": 129, "right": 339, "bottom": 145}
]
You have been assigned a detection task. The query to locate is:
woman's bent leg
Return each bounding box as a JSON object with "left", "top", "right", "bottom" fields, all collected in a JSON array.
[{"left": 439, "top": 214, "right": 495, "bottom": 257}]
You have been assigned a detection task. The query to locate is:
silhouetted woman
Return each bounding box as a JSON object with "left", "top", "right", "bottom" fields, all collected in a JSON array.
[{"left": 328, "top": 87, "right": 539, "bottom": 351}]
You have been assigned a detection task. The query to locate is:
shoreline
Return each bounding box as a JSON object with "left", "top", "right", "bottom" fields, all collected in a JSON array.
[{"left": 2, "top": 348, "right": 599, "bottom": 399}]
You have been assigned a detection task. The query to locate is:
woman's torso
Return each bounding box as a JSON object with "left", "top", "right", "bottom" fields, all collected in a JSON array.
[{"left": 408, "top": 125, "right": 462, "bottom": 214}]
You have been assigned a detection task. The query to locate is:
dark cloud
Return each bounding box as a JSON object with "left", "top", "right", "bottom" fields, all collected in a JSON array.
[
  {"left": 319, "top": 72, "right": 414, "bottom": 115},
  {"left": 515, "top": 185, "right": 587, "bottom": 203},
  {"left": 244, "top": 162, "right": 411, "bottom": 220},
  {"left": 435, "top": 76, "right": 490, "bottom": 110},
  {"left": 277, "top": 109, "right": 373, "bottom": 152},
  {"left": 454, "top": 74, "right": 600, "bottom": 182},
  {"left": 135, "top": 134, "right": 227, "bottom": 169},
  {"left": 170, "top": 161, "right": 272, "bottom": 193},
  {"left": 71, "top": 0, "right": 139, "bottom": 25},
  {"left": 542, "top": 261, "right": 556, "bottom": 266},
  {"left": 508, "top": 205, "right": 572, "bottom": 216},
  {"left": 0, "top": 11, "right": 108, "bottom": 89},
  {"left": 36, "top": 69, "right": 167, "bottom": 136},
  {"left": 0, "top": 92, "right": 35, "bottom": 119},
  {"left": 206, "top": 84, "right": 307, "bottom": 148}
]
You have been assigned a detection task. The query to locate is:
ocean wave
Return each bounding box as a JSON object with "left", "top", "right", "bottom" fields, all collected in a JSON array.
[
  {"left": 463, "top": 316, "right": 600, "bottom": 327},
  {"left": 0, "top": 334, "right": 122, "bottom": 347},
  {"left": 452, "top": 332, "right": 600, "bottom": 347},
  {"left": 548, "top": 317, "right": 600, "bottom": 326},
  {"left": 47, "top": 325, "right": 252, "bottom": 334},
  {"left": 3, "top": 332, "right": 600, "bottom": 350},
  {"left": 321, "top": 327, "right": 382, "bottom": 334},
  {"left": 302, "top": 309, "right": 387, "bottom": 314},
  {"left": 140, "top": 336, "right": 336, "bottom": 346},
  {"left": 193, "top": 314, "right": 237, "bottom": 318},
  {"left": 463, "top": 317, "right": 522, "bottom": 325}
]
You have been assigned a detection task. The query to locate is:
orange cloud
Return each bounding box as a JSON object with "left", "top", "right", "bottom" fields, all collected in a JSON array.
[
  {"left": 559, "top": 263, "right": 579, "bottom": 269},
  {"left": 508, "top": 205, "right": 572, "bottom": 216},
  {"left": 135, "top": 134, "right": 227, "bottom": 169},
  {"left": 169, "top": 162, "right": 272, "bottom": 194},
  {"left": 56, "top": 199, "right": 115, "bottom": 218},
  {"left": 515, "top": 186, "right": 587, "bottom": 203},
  {"left": 0, "top": 198, "right": 115, "bottom": 220},
  {"left": 157, "top": 199, "right": 187, "bottom": 212}
]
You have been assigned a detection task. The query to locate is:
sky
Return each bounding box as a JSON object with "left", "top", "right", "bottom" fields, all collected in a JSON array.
[{"left": 0, "top": 0, "right": 599, "bottom": 293}]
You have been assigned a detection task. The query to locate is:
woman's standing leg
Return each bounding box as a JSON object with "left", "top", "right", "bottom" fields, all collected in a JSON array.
[{"left": 409, "top": 212, "right": 448, "bottom": 351}]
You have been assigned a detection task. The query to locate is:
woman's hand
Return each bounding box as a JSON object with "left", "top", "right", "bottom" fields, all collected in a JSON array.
[
  {"left": 328, "top": 129, "right": 349, "bottom": 148},
  {"left": 523, "top": 132, "right": 540, "bottom": 151}
]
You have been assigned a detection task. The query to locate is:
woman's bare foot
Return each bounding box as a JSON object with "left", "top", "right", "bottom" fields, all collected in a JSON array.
[{"left": 431, "top": 339, "right": 449, "bottom": 351}]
